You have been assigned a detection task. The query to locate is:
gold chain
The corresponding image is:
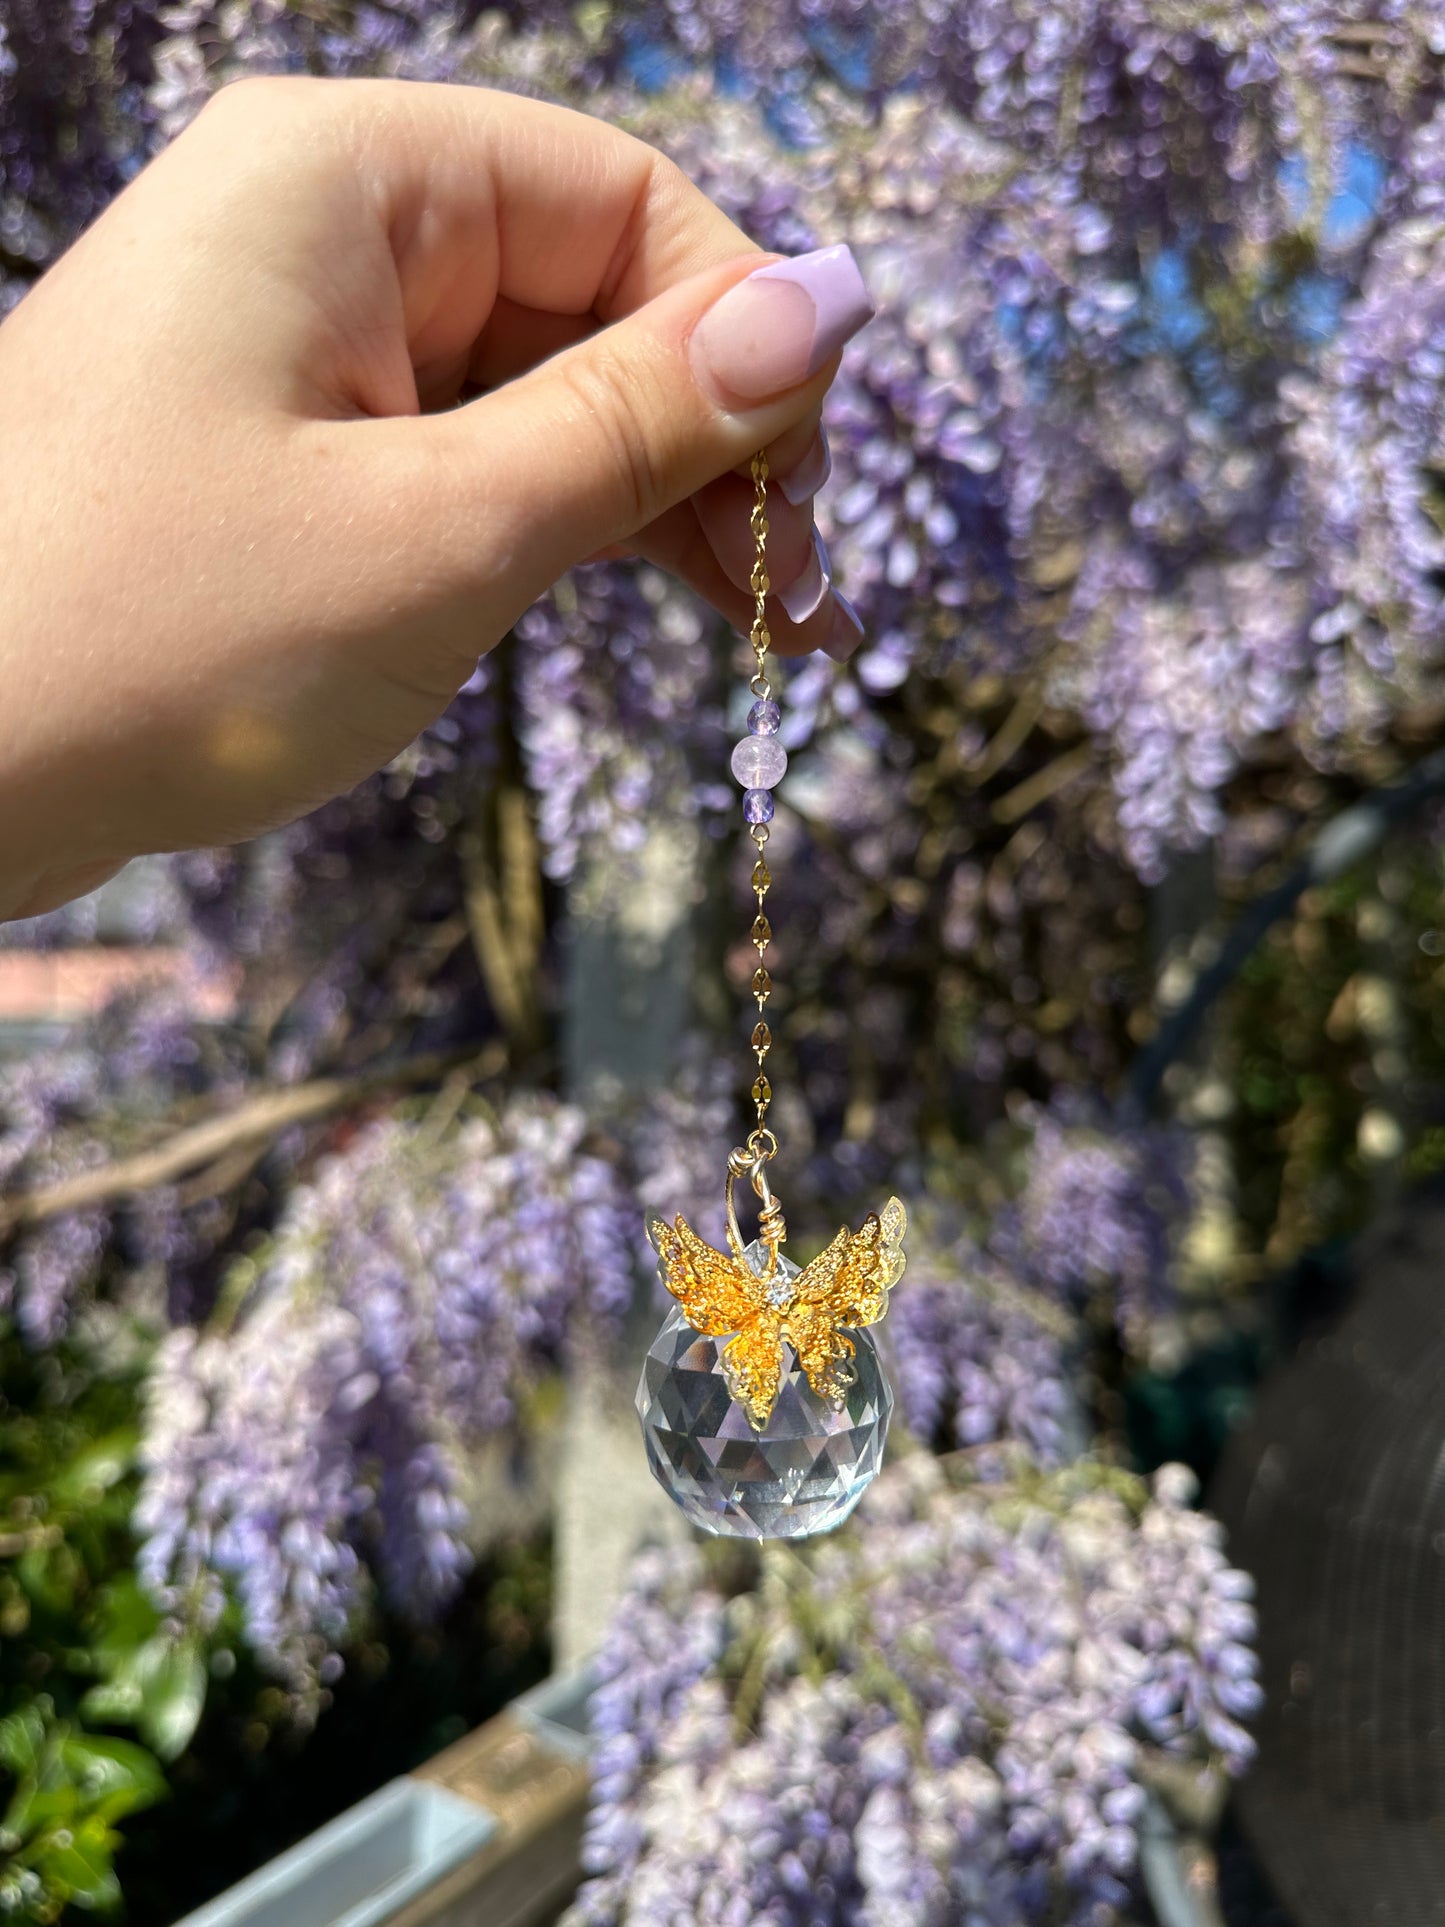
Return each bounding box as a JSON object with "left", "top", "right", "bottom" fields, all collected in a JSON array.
[{"left": 745, "top": 450, "right": 777, "bottom": 1162}]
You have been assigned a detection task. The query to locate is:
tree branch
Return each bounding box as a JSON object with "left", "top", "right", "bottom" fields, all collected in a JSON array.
[
  {"left": 964, "top": 683, "right": 1045, "bottom": 788},
  {"left": 991, "top": 743, "right": 1094, "bottom": 824},
  {"left": 459, "top": 784, "right": 544, "bottom": 1056},
  {"left": 0, "top": 1044, "right": 504, "bottom": 1239}
]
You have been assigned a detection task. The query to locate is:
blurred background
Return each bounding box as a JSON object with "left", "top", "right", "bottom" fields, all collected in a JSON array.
[{"left": 5, "top": 3, "right": 1445, "bottom": 1923}]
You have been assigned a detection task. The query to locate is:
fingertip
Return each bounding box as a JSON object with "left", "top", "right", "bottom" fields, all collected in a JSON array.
[
  {"left": 692, "top": 469, "right": 817, "bottom": 601},
  {"left": 731, "top": 409, "right": 825, "bottom": 491},
  {"left": 777, "top": 428, "right": 831, "bottom": 506},
  {"left": 820, "top": 590, "right": 864, "bottom": 662},
  {"left": 689, "top": 246, "right": 871, "bottom": 407},
  {"left": 776, "top": 527, "right": 831, "bottom": 624},
  {"left": 765, "top": 583, "right": 836, "bottom": 659}
]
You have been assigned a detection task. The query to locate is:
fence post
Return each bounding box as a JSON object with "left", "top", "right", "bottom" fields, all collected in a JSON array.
[{"left": 554, "top": 825, "right": 695, "bottom": 1669}]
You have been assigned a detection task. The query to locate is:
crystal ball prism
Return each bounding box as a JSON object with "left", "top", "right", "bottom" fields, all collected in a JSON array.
[{"left": 636, "top": 1242, "right": 893, "bottom": 1540}]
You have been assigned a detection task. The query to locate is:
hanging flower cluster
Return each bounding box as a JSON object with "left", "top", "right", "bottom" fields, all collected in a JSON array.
[
  {"left": 569, "top": 1456, "right": 1260, "bottom": 1927},
  {"left": 134, "top": 1096, "right": 637, "bottom": 1701}
]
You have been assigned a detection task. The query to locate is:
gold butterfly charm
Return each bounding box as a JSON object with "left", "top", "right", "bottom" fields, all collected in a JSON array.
[{"left": 646, "top": 1196, "right": 907, "bottom": 1432}]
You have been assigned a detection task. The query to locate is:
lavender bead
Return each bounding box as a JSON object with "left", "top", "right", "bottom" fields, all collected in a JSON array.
[
  {"left": 731, "top": 736, "right": 788, "bottom": 789},
  {"left": 743, "top": 788, "right": 775, "bottom": 824},
  {"left": 747, "top": 699, "right": 782, "bottom": 737}
]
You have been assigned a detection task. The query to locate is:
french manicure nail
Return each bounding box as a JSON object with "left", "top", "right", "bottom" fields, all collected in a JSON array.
[
  {"left": 690, "top": 246, "right": 874, "bottom": 406},
  {"left": 778, "top": 428, "right": 832, "bottom": 506},
  {"left": 821, "top": 589, "right": 864, "bottom": 663},
  {"left": 779, "top": 527, "right": 832, "bottom": 624}
]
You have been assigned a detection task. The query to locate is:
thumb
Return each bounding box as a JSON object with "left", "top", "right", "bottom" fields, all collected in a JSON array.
[{"left": 423, "top": 245, "right": 873, "bottom": 614}]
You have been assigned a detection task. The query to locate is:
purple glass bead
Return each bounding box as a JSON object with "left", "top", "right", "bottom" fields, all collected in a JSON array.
[
  {"left": 743, "top": 788, "right": 775, "bottom": 825},
  {"left": 748, "top": 699, "right": 782, "bottom": 737},
  {"left": 731, "top": 736, "right": 788, "bottom": 789}
]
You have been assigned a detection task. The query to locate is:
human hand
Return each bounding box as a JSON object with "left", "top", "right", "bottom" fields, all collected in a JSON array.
[{"left": 0, "top": 77, "right": 873, "bottom": 920}]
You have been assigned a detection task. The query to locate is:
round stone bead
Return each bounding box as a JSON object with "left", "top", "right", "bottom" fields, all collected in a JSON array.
[
  {"left": 743, "top": 788, "right": 775, "bottom": 825},
  {"left": 731, "top": 735, "right": 788, "bottom": 790},
  {"left": 747, "top": 698, "right": 782, "bottom": 737}
]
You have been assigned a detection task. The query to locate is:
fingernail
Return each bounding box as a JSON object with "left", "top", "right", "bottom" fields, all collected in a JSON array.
[
  {"left": 821, "top": 590, "right": 864, "bottom": 663},
  {"left": 778, "top": 428, "right": 832, "bottom": 506},
  {"left": 779, "top": 527, "right": 831, "bottom": 624},
  {"left": 691, "top": 246, "right": 874, "bottom": 406}
]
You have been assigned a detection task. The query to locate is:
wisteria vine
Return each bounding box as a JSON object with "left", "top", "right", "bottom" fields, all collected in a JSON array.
[{"left": 9, "top": 0, "right": 1445, "bottom": 1908}]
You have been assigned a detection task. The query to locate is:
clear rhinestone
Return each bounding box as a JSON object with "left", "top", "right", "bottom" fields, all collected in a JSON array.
[
  {"left": 763, "top": 1271, "right": 793, "bottom": 1310},
  {"left": 636, "top": 1240, "right": 892, "bottom": 1540}
]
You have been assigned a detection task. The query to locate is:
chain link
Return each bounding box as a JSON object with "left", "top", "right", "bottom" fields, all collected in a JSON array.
[{"left": 745, "top": 450, "right": 778, "bottom": 1145}]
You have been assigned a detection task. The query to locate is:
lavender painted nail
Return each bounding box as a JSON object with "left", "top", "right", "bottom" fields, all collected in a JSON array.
[
  {"left": 690, "top": 246, "right": 874, "bottom": 404},
  {"left": 779, "top": 526, "right": 832, "bottom": 624},
  {"left": 778, "top": 428, "right": 832, "bottom": 506},
  {"left": 821, "top": 589, "right": 864, "bottom": 663}
]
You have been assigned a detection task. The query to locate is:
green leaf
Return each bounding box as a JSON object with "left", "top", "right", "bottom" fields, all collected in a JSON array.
[
  {"left": 4, "top": 1783, "right": 79, "bottom": 1843},
  {"left": 77, "top": 1678, "right": 142, "bottom": 1726},
  {"left": 41, "top": 1821, "right": 121, "bottom": 1912},
  {"left": 58, "top": 1735, "right": 166, "bottom": 1820},
  {"left": 79, "top": 1624, "right": 205, "bottom": 1759},
  {"left": 0, "top": 1705, "right": 45, "bottom": 1779},
  {"left": 48, "top": 1431, "right": 138, "bottom": 1509},
  {"left": 78, "top": 1574, "right": 165, "bottom": 1708},
  {"left": 17, "top": 1543, "right": 77, "bottom": 1617},
  {"left": 135, "top": 1639, "right": 207, "bottom": 1762},
  {"left": 89, "top": 1575, "right": 161, "bottom": 1657}
]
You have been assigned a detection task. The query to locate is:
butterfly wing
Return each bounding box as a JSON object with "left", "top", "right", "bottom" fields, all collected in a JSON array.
[
  {"left": 648, "top": 1214, "right": 785, "bottom": 1430},
  {"left": 647, "top": 1212, "right": 765, "bottom": 1337},
  {"left": 719, "top": 1323, "right": 785, "bottom": 1432},
  {"left": 784, "top": 1196, "right": 908, "bottom": 1407}
]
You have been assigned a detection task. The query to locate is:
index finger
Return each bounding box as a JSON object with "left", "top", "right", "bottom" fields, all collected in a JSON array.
[{"left": 340, "top": 79, "right": 762, "bottom": 359}]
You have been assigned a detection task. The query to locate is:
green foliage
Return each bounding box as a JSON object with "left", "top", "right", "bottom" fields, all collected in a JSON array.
[
  {"left": 1225, "top": 839, "right": 1445, "bottom": 1273},
  {"left": 81, "top": 1615, "right": 208, "bottom": 1765},
  {"left": 0, "top": 1331, "right": 177, "bottom": 1913},
  {"left": 0, "top": 1700, "right": 164, "bottom": 1919}
]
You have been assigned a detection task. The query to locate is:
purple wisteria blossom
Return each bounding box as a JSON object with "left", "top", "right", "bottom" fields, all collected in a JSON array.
[
  {"left": 886, "top": 1242, "right": 1072, "bottom": 1468},
  {"left": 514, "top": 563, "right": 723, "bottom": 884},
  {"left": 135, "top": 1095, "right": 638, "bottom": 1698},
  {"left": 626, "top": 1046, "right": 736, "bottom": 1258},
  {"left": 137, "top": 1305, "right": 370, "bottom": 1697},
  {"left": 0, "top": 982, "right": 247, "bottom": 1342},
  {"left": 612, "top": 1674, "right": 874, "bottom": 1925},
  {"left": 571, "top": 1545, "right": 728, "bottom": 1924},
  {"left": 995, "top": 1102, "right": 1195, "bottom": 1344},
  {"left": 570, "top": 1455, "right": 1260, "bottom": 1927},
  {"left": 1291, "top": 97, "right": 1445, "bottom": 744},
  {"left": 8, "top": 1208, "right": 109, "bottom": 1347},
  {"left": 1064, "top": 551, "right": 1311, "bottom": 880},
  {"left": 0, "top": 0, "right": 154, "bottom": 304}
]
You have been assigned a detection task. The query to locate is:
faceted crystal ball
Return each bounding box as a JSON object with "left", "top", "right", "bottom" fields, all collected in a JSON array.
[{"left": 636, "top": 1241, "right": 893, "bottom": 1540}]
